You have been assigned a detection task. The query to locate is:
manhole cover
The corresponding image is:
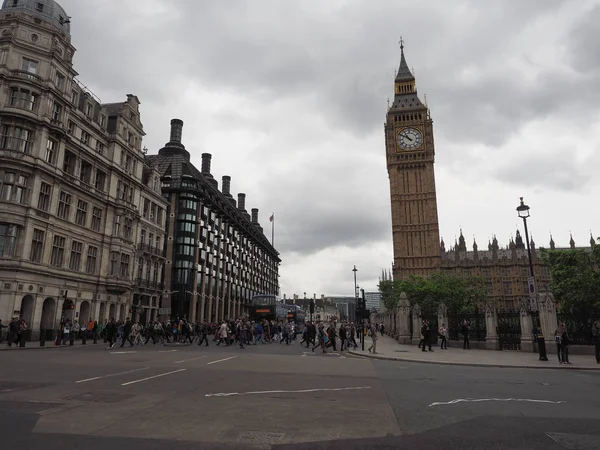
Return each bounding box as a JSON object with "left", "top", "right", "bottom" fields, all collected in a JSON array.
[
  {"left": 66, "top": 392, "right": 134, "bottom": 403},
  {"left": 238, "top": 431, "right": 285, "bottom": 445}
]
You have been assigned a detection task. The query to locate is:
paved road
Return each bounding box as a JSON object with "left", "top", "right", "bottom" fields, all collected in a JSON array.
[{"left": 1, "top": 339, "right": 599, "bottom": 449}]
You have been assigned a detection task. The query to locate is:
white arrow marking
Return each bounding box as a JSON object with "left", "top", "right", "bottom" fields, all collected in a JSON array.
[
  {"left": 205, "top": 386, "right": 371, "bottom": 398},
  {"left": 428, "top": 398, "right": 566, "bottom": 407}
]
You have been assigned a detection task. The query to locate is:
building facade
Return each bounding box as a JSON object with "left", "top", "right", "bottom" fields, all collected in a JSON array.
[
  {"left": 145, "top": 119, "right": 280, "bottom": 323},
  {"left": 385, "top": 42, "right": 441, "bottom": 281},
  {"left": 440, "top": 231, "right": 594, "bottom": 311},
  {"left": 0, "top": 0, "right": 167, "bottom": 334}
]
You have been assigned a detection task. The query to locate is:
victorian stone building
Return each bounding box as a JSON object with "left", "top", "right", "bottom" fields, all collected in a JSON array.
[
  {"left": 0, "top": 0, "right": 167, "bottom": 335},
  {"left": 384, "top": 43, "right": 592, "bottom": 312},
  {"left": 145, "top": 119, "right": 280, "bottom": 323}
]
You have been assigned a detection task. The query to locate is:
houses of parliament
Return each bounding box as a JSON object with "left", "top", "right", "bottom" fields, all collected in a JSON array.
[{"left": 384, "top": 41, "right": 593, "bottom": 311}]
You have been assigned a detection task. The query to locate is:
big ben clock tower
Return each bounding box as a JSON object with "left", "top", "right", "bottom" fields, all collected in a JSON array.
[{"left": 385, "top": 41, "right": 441, "bottom": 280}]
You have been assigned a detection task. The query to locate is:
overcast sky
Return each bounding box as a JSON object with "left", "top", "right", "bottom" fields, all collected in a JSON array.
[{"left": 59, "top": 0, "right": 600, "bottom": 297}]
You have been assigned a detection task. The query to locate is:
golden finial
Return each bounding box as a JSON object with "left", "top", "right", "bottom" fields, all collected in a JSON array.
[{"left": 399, "top": 36, "right": 404, "bottom": 50}]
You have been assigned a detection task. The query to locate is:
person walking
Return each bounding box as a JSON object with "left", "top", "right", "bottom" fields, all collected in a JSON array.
[
  {"left": 438, "top": 323, "right": 448, "bottom": 349},
  {"left": 559, "top": 322, "right": 571, "bottom": 364},
  {"left": 462, "top": 319, "right": 471, "bottom": 350},
  {"left": 554, "top": 326, "right": 563, "bottom": 363},
  {"left": 368, "top": 323, "right": 378, "bottom": 354},
  {"left": 421, "top": 320, "right": 432, "bottom": 352}
]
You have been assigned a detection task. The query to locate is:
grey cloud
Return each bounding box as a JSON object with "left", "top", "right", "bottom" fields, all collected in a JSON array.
[{"left": 494, "top": 156, "right": 592, "bottom": 192}]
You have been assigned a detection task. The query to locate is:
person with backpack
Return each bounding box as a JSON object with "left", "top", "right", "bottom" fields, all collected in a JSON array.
[{"left": 368, "top": 322, "right": 378, "bottom": 354}]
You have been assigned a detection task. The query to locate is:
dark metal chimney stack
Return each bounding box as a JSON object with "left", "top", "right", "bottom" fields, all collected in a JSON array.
[
  {"left": 251, "top": 208, "right": 258, "bottom": 223},
  {"left": 169, "top": 119, "right": 183, "bottom": 144},
  {"left": 222, "top": 176, "right": 231, "bottom": 196},
  {"left": 237, "top": 193, "right": 246, "bottom": 211},
  {"left": 201, "top": 153, "right": 212, "bottom": 175}
]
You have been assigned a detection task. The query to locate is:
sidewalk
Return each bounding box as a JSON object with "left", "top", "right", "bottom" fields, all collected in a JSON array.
[{"left": 349, "top": 335, "right": 600, "bottom": 370}]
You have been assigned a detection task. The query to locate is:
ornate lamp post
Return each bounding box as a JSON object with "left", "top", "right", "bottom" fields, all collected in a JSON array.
[{"left": 516, "top": 197, "right": 548, "bottom": 361}]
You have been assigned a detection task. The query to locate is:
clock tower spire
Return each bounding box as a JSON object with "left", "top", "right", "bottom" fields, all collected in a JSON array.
[{"left": 385, "top": 41, "right": 441, "bottom": 280}]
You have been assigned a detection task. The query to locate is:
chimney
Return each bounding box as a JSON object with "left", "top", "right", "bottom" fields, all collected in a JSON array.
[
  {"left": 237, "top": 193, "right": 246, "bottom": 211},
  {"left": 169, "top": 119, "right": 183, "bottom": 144},
  {"left": 251, "top": 208, "right": 259, "bottom": 223},
  {"left": 222, "top": 175, "right": 231, "bottom": 196},
  {"left": 201, "top": 153, "right": 212, "bottom": 175}
]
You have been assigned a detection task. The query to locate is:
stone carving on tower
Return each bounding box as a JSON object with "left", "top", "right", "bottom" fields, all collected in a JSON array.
[{"left": 385, "top": 39, "right": 441, "bottom": 280}]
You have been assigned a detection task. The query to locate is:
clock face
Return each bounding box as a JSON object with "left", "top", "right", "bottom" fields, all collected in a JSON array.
[{"left": 397, "top": 128, "right": 423, "bottom": 151}]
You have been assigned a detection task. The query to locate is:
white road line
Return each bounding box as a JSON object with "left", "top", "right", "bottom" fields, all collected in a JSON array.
[
  {"left": 157, "top": 349, "right": 179, "bottom": 353},
  {"left": 109, "top": 351, "right": 136, "bottom": 354},
  {"left": 173, "top": 356, "right": 207, "bottom": 364},
  {"left": 428, "top": 398, "right": 566, "bottom": 407},
  {"left": 75, "top": 367, "right": 150, "bottom": 384},
  {"left": 121, "top": 369, "right": 186, "bottom": 386},
  {"left": 206, "top": 356, "right": 237, "bottom": 365},
  {"left": 205, "top": 386, "right": 372, "bottom": 398}
]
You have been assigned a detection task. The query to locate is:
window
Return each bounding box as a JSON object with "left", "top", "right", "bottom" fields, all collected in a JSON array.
[
  {"left": 140, "top": 229, "right": 146, "bottom": 245},
  {"left": 127, "top": 131, "right": 134, "bottom": 145},
  {"left": 29, "top": 229, "right": 44, "bottom": 262},
  {"left": 10, "top": 88, "right": 38, "bottom": 111},
  {"left": 67, "top": 120, "right": 74, "bottom": 135},
  {"left": 37, "top": 182, "right": 51, "bottom": 211},
  {"left": 91, "top": 206, "right": 102, "bottom": 231},
  {"left": 21, "top": 58, "right": 38, "bottom": 75},
  {"left": 45, "top": 139, "right": 56, "bottom": 164},
  {"left": 94, "top": 170, "right": 106, "bottom": 191},
  {"left": 57, "top": 191, "right": 71, "bottom": 220},
  {"left": 1, "top": 125, "right": 32, "bottom": 153},
  {"left": 114, "top": 215, "right": 121, "bottom": 237},
  {"left": 79, "top": 160, "right": 92, "bottom": 184},
  {"left": 71, "top": 90, "right": 78, "bottom": 105},
  {"left": 51, "top": 101, "right": 62, "bottom": 121},
  {"left": 148, "top": 233, "right": 153, "bottom": 246},
  {"left": 14, "top": 175, "right": 27, "bottom": 204},
  {"left": 55, "top": 72, "right": 65, "bottom": 91},
  {"left": 110, "top": 251, "right": 118, "bottom": 276},
  {"left": 50, "top": 234, "right": 66, "bottom": 267},
  {"left": 69, "top": 240, "right": 82, "bottom": 271},
  {"left": 0, "top": 172, "right": 14, "bottom": 201},
  {"left": 85, "top": 103, "right": 93, "bottom": 117},
  {"left": 95, "top": 141, "right": 105, "bottom": 155},
  {"left": 86, "top": 246, "right": 98, "bottom": 274},
  {"left": 75, "top": 200, "right": 87, "bottom": 226},
  {"left": 80, "top": 130, "right": 90, "bottom": 145},
  {"left": 142, "top": 198, "right": 149, "bottom": 218},
  {"left": 100, "top": 115, "right": 106, "bottom": 128},
  {"left": 137, "top": 257, "right": 144, "bottom": 279},
  {"left": 145, "top": 258, "right": 151, "bottom": 280},
  {"left": 120, "top": 253, "right": 130, "bottom": 278},
  {"left": 63, "top": 150, "right": 75, "bottom": 175},
  {"left": 0, "top": 224, "right": 18, "bottom": 257},
  {"left": 153, "top": 262, "right": 159, "bottom": 283},
  {"left": 36, "top": 2, "right": 43, "bottom": 12},
  {"left": 123, "top": 217, "right": 133, "bottom": 240}
]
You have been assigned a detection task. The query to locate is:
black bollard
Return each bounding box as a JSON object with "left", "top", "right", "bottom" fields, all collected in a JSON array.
[
  {"left": 40, "top": 330, "right": 45, "bottom": 347},
  {"left": 69, "top": 333, "right": 75, "bottom": 346},
  {"left": 55, "top": 331, "right": 61, "bottom": 346},
  {"left": 93, "top": 333, "right": 98, "bottom": 344},
  {"left": 19, "top": 337, "right": 25, "bottom": 347},
  {"left": 537, "top": 334, "right": 548, "bottom": 361},
  {"left": 82, "top": 333, "right": 86, "bottom": 345}
]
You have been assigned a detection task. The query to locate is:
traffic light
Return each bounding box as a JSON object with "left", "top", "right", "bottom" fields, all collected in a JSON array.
[{"left": 309, "top": 300, "right": 315, "bottom": 315}]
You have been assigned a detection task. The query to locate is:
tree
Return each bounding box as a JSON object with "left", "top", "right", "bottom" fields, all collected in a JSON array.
[
  {"left": 396, "top": 273, "right": 486, "bottom": 314},
  {"left": 541, "top": 245, "right": 600, "bottom": 314},
  {"left": 379, "top": 279, "right": 399, "bottom": 332}
]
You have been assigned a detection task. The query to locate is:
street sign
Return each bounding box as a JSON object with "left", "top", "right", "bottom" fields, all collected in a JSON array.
[{"left": 158, "top": 308, "right": 171, "bottom": 315}]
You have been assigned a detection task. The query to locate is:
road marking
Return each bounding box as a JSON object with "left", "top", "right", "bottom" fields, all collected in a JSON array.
[
  {"left": 173, "top": 356, "right": 207, "bottom": 364},
  {"left": 206, "top": 356, "right": 237, "bottom": 365},
  {"left": 157, "top": 349, "right": 179, "bottom": 353},
  {"left": 109, "top": 351, "right": 136, "bottom": 354},
  {"left": 75, "top": 367, "right": 150, "bottom": 384},
  {"left": 205, "top": 386, "right": 372, "bottom": 398},
  {"left": 428, "top": 398, "right": 566, "bottom": 407},
  {"left": 121, "top": 369, "right": 186, "bottom": 386}
]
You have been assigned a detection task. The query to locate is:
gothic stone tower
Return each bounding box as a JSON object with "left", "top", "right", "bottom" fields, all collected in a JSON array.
[{"left": 385, "top": 42, "right": 441, "bottom": 280}]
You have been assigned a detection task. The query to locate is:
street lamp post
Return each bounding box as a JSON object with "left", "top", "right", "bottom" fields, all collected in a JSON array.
[{"left": 516, "top": 197, "right": 548, "bottom": 361}]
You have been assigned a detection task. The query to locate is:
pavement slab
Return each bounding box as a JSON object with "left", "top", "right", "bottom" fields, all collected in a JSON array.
[{"left": 351, "top": 336, "right": 600, "bottom": 369}]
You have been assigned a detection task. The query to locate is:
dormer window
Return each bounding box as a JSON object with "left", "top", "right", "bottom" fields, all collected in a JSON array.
[
  {"left": 36, "top": 2, "right": 43, "bottom": 12},
  {"left": 11, "top": 0, "right": 18, "bottom": 7},
  {"left": 85, "top": 103, "right": 93, "bottom": 117}
]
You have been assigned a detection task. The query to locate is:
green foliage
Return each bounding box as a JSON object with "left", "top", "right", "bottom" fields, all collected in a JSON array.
[
  {"left": 378, "top": 279, "right": 399, "bottom": 313},
  {"left": 541, "top": 245, "right": 600, "bottom": 314},
  {"left": 395, "top": 273, "right": 486, "bottom": 314}
]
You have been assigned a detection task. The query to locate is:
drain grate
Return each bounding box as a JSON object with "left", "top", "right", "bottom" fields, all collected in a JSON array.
[
  {"left": 66, "top": 392, "right": 134, "bottom": 404},
  {"left": 238, "top": 431, "right": 285, "bottom": 445}
]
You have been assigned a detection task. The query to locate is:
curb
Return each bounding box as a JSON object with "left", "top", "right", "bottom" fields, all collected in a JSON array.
[
  {"left": 348, "top": 350, "right": 600, "bottom": 371},
  {"left": 0, "top": 343, "right": 92, "bottom": 351}
]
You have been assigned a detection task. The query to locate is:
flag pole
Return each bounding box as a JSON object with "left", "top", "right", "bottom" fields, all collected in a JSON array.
[{"left": 271, "top": 212, "right": 275, "bottom": 247}]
